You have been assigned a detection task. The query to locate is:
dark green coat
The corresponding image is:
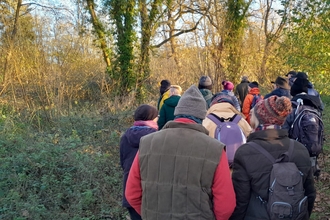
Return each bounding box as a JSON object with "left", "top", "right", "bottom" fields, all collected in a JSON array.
[
  {"left": 199, "top": 89, "right": 213, "bottom": 109},
  {"left": 157, "top": 95, "right": 180, "bottom": 129}
]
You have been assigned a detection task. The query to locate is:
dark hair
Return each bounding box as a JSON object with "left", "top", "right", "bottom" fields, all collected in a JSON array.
[
  {"left": 249, "top": 81, "right": 259, "bottom": 88},
  {"left": 160, "top": 79, "right": 171, "bottom": 95}
]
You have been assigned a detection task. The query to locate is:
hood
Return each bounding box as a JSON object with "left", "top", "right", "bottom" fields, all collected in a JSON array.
[
  {"left": 164, "top": 95, "right": 181, "bottom": 107},
  {"left": 249, "top": 87, "right": 260, "bottom": 95},
  {"left": 124, "top": 126, "right": 157, "bottom": 148},
  {"left": 272, "top": 88, "right": 291, "bottom": 97},
  {"left": 199, "top": 88, "right": 213, "bottom": 96},
  {"left": 208, "top": 102, "right": 243, "bottom": 117},
  {"left": 292, "top": 94, "right": 322, "bottom": 111},
  {"left": 307, "top": 82, "right": 314, "bottom": 89}
]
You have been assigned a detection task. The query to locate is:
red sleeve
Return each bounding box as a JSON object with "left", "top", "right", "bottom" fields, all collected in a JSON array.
[
  {"left": 212, "top": 150, "right": 236, "bottom": 220},
  {"left": 125, "top": 152, "right": 142, "bottom": 215}
]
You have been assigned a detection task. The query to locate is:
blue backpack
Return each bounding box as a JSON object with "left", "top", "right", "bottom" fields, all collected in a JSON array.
[
  {"left": 250, "top": 94, "right": 262, "bottom": 109},
  {"left": 207, "top": 113, "right": 246, "bottom": 166}
]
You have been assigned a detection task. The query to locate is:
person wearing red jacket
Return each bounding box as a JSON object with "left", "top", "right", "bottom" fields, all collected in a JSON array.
[{"left": 125, "top": 85, "right": 236, "bottom": 220}]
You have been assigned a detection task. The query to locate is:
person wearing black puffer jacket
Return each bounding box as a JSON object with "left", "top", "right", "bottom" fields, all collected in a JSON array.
[
  {"left": 283, "top": 77, "right": 323, "bottom": 130},
  {"left": 230, "top": 96, "right": 316, "bottom": 220}
]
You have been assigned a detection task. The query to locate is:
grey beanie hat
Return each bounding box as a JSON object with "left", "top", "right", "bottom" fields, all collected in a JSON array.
[
  {"left": 199, "top": 76, "right": 212, "bottom": 87},
  {"left": 174, "top": 85, "right": 207, "bottom": 119}
]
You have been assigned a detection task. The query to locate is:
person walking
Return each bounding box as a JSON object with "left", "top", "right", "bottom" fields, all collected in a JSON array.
[
  {"left": 158, "top": 85, "right": 182, "bottom": 129},
  {"left": 120, "top": 105, "right": 159, "bottom": 220},
  {"left": 242, "top": 81, "right": 263, "bottom": 124},
  {"left": 157, "top": 79, "right": 171, "bottom": 110},
  {"left": 235, "top": 76, "right": 250, "bottom": 107},
  {"left": 203, "top": 92, "right": 252, "bottom": 139},
  {"left": 230, "top": 96, "right": 316, "bottom": 220},
  {"left": 264, "top": 76, "right": 291, "bottom": 99},
  {"left": 290, "top": 72, "right": 324, "bottom": 111},
  {"left": 218, "top": 80, "right": 241, "bottom": 112},
  {"left": 126, "top": 85, "right": 236, "bottom": 220},
  {"left": 198, "top": 75, "right": 213, "bottom": 109}
]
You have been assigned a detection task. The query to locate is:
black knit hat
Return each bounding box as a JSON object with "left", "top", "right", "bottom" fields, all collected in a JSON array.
[
  {"left": 295, "top": 72, "right": 308, "bottom": 80},
  {"left": 249, "top": 81, "right": 259, "bottom": 88},
  {"left": 285, "top": 71, "right": 297, "bottom": 77},
  {"left": 290, "top": 78, "right": 309, "bottom": 96},
  {"left": 134, "top": 104, "right": 158, "bottom": 121},
  {"left": 160, "top": 80, "right": 171, "bottom": 95}
]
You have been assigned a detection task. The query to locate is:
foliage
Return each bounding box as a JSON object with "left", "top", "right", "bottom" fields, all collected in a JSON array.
[
  {"left": 0, "top": 104, "right": 135, "bottom": 219},
  {"left": 0, "top": 94, "right": 330, "bottom": 219},
  {"left": 310, "top": 95, "right": 330, "bottom": 219},
  {"left": 279, "top": 0, "right": 330, "bottom": 94},
  {"left": 106, "top": 0, "right": 137, "bottom": 98}
]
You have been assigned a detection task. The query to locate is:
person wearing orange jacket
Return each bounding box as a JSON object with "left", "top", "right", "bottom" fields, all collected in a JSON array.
[{"left": 242, "top": 81, "right": 263, "bottom": 124}]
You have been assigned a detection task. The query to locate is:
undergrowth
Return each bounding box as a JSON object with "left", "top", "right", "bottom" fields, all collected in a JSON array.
[
  {"left": 0, "top": 96, "right": 329, "bottom": 219},
  {"left": 0, "top": 104, "right": 133, "bottom": 220}
]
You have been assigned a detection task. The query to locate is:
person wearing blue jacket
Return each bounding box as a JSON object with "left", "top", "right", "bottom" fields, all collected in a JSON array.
[
  {"left": 264, "top": 76, "right": 291, "bottom": 99},
  {"left": 120, "top": 105, "right": 158, "bottom": 220}
]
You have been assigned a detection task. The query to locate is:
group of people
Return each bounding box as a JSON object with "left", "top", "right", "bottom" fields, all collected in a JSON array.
[{"left": 119, "top": 71, "right": 323, "bottom": 220}]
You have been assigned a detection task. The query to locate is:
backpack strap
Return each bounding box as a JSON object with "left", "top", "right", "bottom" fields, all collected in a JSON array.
[
  {"left": 247, "top": 142, "right": 276, "bottom": 163},
  {"left": 280, "top": 140, "right": 295, "bottom": 162},
  {"left": 207, "top": 113, "right": 224, "bottom": 126},
  {"left": 247, "top": 140, "right": 295, "bottom": 164},
  {"left": 207, "top": 113, "right": 241, "bottom": 124},
  {"left": 230, "top": 114, "right": 242, "bottom": 124}
]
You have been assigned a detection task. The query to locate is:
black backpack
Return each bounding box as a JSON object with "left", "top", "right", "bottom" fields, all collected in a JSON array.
[
  {"left": 289, "top": 98, "right": 324, "bottom": 177},
  {"left": 247, "top": 140, "right": 309, "bottom": 220},
  {"left": 289, "top": 98, "right": 324, "bottom": 157}
]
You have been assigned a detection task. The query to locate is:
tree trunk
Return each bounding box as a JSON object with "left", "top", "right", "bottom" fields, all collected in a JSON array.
[{"left": 86, "top": 0, "right": 111, "bottom": 68}]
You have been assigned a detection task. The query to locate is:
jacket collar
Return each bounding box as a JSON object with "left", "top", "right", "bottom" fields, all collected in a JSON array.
[
  {"left": 208, "top": 102, "right": 242, "bottom": 116},
  {"left": 163, "top": 121, "right": 209, "bottom": 135},
  {"left": 247, "top": 129, "right": 288, "bottom": 142}
]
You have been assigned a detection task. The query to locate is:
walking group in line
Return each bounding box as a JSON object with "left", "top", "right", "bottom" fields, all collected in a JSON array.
[{"left": 120, "top": 71, "right": 324, "bottom": 220}]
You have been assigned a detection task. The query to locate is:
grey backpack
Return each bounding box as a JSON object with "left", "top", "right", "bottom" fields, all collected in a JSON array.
[{"left": 247, "top": 140, "right": 309, "bottom": 220}]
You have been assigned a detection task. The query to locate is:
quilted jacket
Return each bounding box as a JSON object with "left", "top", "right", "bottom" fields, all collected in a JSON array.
[
  {"left": 229, "top": 129, "right": 316, "bottom": 220},
  {"left": 126, "top": 120, "right": 236, "bottom": 220}
]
